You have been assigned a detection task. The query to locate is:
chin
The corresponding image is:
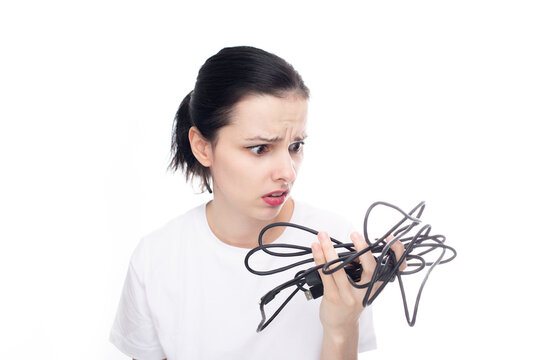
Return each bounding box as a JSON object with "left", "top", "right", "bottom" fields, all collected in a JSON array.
[
  {"left": 259, "top": 206, "right": 283, "bottom": 218},
  {"left": 256, "top": 203, "right": 284, "bottom": 219}
]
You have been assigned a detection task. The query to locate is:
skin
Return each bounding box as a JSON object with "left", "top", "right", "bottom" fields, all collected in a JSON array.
[
  {"left": 189, "top": 92, "right": 308, "bottom": 248},
  {"left": 184, "top": 92, "right": 407, "bottom": 360},
  {"left": 313, "top": 233, "right": 406, "bottom": 360}
]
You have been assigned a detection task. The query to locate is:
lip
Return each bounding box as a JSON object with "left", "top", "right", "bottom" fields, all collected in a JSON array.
[
  {"left": 262, "top": 189, "right": 290, "bottom": 206},
  {"left": 262, "top": 189, "right": 289, "bottom": 198}
]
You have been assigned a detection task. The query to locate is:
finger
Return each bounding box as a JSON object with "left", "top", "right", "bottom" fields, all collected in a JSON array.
[
  {"left": 386, "top": 236, "right": 407, "bottom": 271},
  {"left": 318, "top": 231, "right": 353, "bottom": 298},
  {"left": 311, "top": 241, "right": 339, "bottom": 297},
  {"left": 351, "top": 232, "right": 376, "bottom": 285},
  {"left": 352, "top": 232, "right": 383, "bottom": 301}
]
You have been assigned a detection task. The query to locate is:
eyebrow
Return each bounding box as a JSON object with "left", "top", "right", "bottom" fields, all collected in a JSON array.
[{"left": 244, "top": 134, "right": 308, "bottom": 143}]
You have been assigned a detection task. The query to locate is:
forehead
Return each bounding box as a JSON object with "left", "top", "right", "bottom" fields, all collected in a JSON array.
[{"left": 226, "top": 93, "right": 308, "bottom": 138}]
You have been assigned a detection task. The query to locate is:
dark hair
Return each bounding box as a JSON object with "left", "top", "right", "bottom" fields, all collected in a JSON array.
[{"left": 167, "top": 46, "right": 310, "bottom": 193}]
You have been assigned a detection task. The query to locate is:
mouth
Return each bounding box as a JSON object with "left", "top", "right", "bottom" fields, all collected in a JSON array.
[
  {"left": 262, "top": 189, "right": 290, "bottom": 206},
  {"left": 262, "top": 189, "right": 289, "bottom": 198}
]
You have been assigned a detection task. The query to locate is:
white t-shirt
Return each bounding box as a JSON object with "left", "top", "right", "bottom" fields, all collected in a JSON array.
[{"left": 110, "top": 199, "right": 376, "bottom": 359}]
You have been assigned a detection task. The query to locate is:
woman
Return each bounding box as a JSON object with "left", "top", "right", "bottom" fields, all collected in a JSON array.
[{"left": 110, "top": 46, "right": 405, "bottom": 360}]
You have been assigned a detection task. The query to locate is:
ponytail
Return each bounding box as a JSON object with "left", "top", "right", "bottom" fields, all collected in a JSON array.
[{"left": 168, "top": 91, "right": 213, "bottom": 193}]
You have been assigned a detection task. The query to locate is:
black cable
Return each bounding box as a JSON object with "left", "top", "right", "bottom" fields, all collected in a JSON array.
[{"left": 244, "top": 201, "right": 457, "bottom": 332}]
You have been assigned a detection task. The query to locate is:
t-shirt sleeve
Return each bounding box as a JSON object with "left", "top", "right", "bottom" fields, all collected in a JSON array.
[{"left": 109, "top": 239, "right": 166, "bottom": 360}]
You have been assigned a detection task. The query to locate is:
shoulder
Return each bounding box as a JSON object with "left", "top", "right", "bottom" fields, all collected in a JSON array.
[{"left": 129, "top": 202, "right": 207, "bottom": 275}]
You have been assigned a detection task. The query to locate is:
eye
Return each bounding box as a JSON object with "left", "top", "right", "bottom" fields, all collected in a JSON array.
[
  {"left": 247, "top": 144, "right": 269, "bottom": 156},
  {"left": 289, "top": 141, "right": 304, "bottom": 153}
]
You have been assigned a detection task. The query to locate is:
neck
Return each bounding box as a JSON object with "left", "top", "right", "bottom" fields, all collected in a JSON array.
[{"left": 205, "top": 197, "right": 294, "bottom": 249}]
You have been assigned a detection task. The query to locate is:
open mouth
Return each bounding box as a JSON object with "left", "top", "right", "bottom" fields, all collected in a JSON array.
[
  {"left": 262, "top": 190, "right": 289, "bottom": 206},
  {"left": 264, "top": 190, "right": 288, "bottom": 198},
  {"left": 267, "top": 191, "right": 286, "bottom": 198}
]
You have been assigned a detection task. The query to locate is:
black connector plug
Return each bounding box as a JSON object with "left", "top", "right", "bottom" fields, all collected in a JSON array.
[
  {"left": 305, "top": 270, "right": 323, "bottom": 300},
  {"left": 303, "top": 257, "right": 398, "bottom": 301}
]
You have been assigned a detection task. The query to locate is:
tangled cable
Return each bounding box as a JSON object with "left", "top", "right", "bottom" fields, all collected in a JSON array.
[{"left": 244, "top": 201, "right": 457, "bottom": 332}]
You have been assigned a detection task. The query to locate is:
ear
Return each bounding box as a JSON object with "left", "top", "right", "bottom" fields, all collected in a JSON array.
[{"left": 188, "top": 126, "right": 213, "bottom": 167}]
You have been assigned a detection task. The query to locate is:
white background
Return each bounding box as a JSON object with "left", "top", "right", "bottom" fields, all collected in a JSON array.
[{"left": 1, "top": 0, "right": 538, "bottom": 358}]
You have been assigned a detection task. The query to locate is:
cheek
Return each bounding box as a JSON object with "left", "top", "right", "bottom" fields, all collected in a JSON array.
[
  {"left": 293, "top": 154, "right": 304, "bottom": 172},
  {"left": 212, "top": 151, "right": 255, "bottom": 189}
]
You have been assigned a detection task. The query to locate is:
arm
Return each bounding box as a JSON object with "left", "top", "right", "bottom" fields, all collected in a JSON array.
[
  {"left": 312, "top": 231, "right": 406, "bottom": 360},
  {"left": 320, "top": 324, "right": 359, "bottom": 360}
]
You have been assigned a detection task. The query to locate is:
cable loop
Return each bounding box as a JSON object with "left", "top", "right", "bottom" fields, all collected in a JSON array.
[{"left": 244, "top": 201, "right": 457, "bottom": 332}]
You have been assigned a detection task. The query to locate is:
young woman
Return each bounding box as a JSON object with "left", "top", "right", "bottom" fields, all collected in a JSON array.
[{"left": 110, "top": 46, "right": 405, "bottom": 360}]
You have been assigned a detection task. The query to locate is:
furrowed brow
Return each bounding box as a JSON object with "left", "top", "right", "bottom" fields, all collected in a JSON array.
[
  {"left": 245, "top": 135, "right": 281, "bottom": 143},
  {"left": 244, "top": 134, "right": 308, "bottom": 142}
]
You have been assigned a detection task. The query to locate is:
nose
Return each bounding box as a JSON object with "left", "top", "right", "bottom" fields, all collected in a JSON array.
[{"left": 272, "top": 148, "right": 297, "bottom": 185}]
